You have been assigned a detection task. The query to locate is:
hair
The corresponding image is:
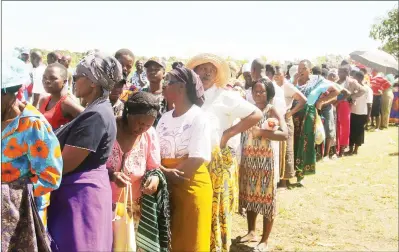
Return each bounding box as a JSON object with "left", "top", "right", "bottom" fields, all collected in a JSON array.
[
  {"left": 321, "top": 63, "right": 328, "bottom": 69},
  {"left": 47, "top": 52, "right": 58, "bottom": 60},
  {"left": 360, "top": 68, "right": 367, "bottom": 74},
  {"left": 47, "top": 62, "right": 68, "bottom": 80},
  {"left": 299, "top": 59, "right": 312, "bottom": 70},
  {"left": 115, "top": 49, "right": 135, "bottom": 60},
  {"left": 122, "top": 92, "right": 160, "bottom": 123},
  {"left": 354, "top": 71, "right": 365, "bottom": 82},
  {"left": 321, "top": 68, "right": 329, "bottom": 78},
  {"left": 275, "top": 65, "right": 283, "bottom": 74},
  {"left": 312, "top": 66, "right": 322, "bottom": 75},
  {"left": 252, "top": 78, "right": 275, "bottom": 103},
  {"left": 341, "top": 60, "right": 349, "bottom": 66},
  {"left": 286, "top": 63, "right": 293, "bottom": 78},
  {"left": 265, "top": 64, "right": 276, "bottom": 77}
]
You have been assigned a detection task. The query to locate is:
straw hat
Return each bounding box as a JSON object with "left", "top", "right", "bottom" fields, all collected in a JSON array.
[{"left": 186, "top": 53, "right": 231, "bottom": 87}]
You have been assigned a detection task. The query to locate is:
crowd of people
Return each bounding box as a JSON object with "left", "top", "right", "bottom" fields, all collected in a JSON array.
[{"left": 2, "top": 48, "right": 398, "bottom": 252}]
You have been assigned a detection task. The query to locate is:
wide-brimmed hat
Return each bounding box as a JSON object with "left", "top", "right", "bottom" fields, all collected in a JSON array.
[{"left": 186, "top": 53, "right": 230, "bottom": 88}]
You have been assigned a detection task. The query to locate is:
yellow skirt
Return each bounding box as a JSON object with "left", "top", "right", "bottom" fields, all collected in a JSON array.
[{"left": 162, "top": 158, "right": 213, "bottom": 252}]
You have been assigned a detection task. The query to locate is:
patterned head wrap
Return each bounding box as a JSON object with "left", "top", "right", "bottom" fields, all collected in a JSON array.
[
  {"left": 166, "top": 67, "right": 205, "bottom": 107},
  {"left": 75, "top": 53, "right": 123, "bottom": 97}
]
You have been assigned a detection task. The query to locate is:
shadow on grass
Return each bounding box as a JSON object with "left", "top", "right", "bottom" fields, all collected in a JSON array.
[{"left": 230, "top": 241, "right": 256, "bottom": 252}]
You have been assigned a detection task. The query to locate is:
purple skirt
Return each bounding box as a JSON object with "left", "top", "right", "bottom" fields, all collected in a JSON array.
[{"left": 47, "top": 165, "right": 112, "bottom": 252}]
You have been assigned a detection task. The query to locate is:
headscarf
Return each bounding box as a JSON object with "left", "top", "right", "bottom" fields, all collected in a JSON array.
[
  {"left": 75, "top": 53, "right": 123, "bottom": 97},
  {"left": 123, "top": 92, "right": 160, "bottom": 119},
  {"left": 1, "top": 55, "right": 31, "bottom": 94},
  {"left": 167, "top": 67, "right": 205, "bottom": 107},
  {"left": 242, "top": 63, "right": 251, "bottom": 73}
]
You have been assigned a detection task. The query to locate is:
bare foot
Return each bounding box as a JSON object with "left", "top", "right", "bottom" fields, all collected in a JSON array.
[
  {"left": 236, "top": 232, "right": 258, "bottom": 243},
  {"left": 254, "top": 242, "right": 269, "bottom": 252}
]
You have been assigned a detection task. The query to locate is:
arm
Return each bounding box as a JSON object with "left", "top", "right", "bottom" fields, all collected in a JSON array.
[
  {"left": 61, "top": 96, "right": 85, "bottom": 119},
  {"left": 348, "top": 78, "right": 367, "bottom": 100},
  {"left": 252, "top": 107, "right": 288, "bottom": 141},
  {"left": 61, "top": 145, "right": 90, "bottom": 175},
  {"left": 287, "top": 87, "right": 307, "bottom": 117},
  {"left": 316, "top": 85, "right": 340, "bottom": 110},
  {"left": 220, "top": 109, "right": 262, "bottom": 148},
  {"left": 32, "top": 93, "right": 41, "bottom": 107},
  {"left": 27, "top": 120, "right": 63, "bottom": 196}
]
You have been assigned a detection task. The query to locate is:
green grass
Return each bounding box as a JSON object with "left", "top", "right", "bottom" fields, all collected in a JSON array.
[{"left": 231, "top": 126, "right": 399, "bottom": 252}]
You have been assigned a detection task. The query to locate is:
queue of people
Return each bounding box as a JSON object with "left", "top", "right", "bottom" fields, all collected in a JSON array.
[{"left": 2, "top": 48, "right": 398, "bottom": 252}]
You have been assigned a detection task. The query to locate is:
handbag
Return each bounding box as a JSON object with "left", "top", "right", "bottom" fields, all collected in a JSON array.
[
  {"left": 112, "top": 184, "right": 136, "bottom": 252},
  {"left": 315, "top": 112, "right": 326, "bottom": 145}
]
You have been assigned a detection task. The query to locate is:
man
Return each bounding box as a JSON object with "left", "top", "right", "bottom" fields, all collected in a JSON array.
[
  {"left": 348, "top": 71, "right": 372, "bottom": 155},
  {"left": 47, "top": 51, "right": 62, "bottom": 64},
  {"left": 237, "top": 63, "right": 252, "bottom": 90},
  {"left": 30, "top": 50, "right": 47, "bottom": 107},
  {"left": 60, "top": 55, "right": 74, "bottom": 92},
  {"left": 109, "top": 81, "right": 125, "bottom": 117},
  {"left": 142, "top": 57, "right": 169, "bottom": 126},
  {"left": 19, "top": 47, "right": 31, "bottom": 64},
  {"left": 130, "top": 60, "right": 148, "bottom": 90},
  {"left": 114, "top": 48, "right": 135, "bottom": 102}
]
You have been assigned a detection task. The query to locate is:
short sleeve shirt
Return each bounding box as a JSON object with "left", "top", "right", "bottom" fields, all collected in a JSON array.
[{"left": 55, "top": 99, "right": 117, "bottom": 175}]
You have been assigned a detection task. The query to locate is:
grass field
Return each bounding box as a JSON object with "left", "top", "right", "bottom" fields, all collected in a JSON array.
[{"left": 231, "top": 126, "right": 399, "bottom": 252}]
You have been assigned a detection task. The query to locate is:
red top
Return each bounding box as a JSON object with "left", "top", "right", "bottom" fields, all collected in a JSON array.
[
  {"left": 39, "top": 95, "right": 71, "bottom": 130},
  {"left": 370, "top": 76, "right": 391, "bottom": 95}
]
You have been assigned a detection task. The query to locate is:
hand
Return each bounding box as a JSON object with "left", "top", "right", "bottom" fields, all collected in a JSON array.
[
  {"left": 293, "top": 73, "right": 299, "bottom": 84},
  {"left": 378, "top": 90, "right": 383, "bottom": 94},
  {"left": 285, "top": 111, "right": 292, "bottom": 119},
  {"left": 111, "top": 172, "right": 131, "bottom": 188},
  {"left": 251, "top": 126, "right": 262, "bottom": 138},
  {"left": 220, "top": 130, "right": 232, "bottom": 149},
  {"left": 142, "top": 176, "right": 159, "bottom": 195},
  {"left": 315, "top": 100, "right": 324, "bottom": 110},
  {"left": 161, "top": 167, "right": 189, "bottom": 184}
]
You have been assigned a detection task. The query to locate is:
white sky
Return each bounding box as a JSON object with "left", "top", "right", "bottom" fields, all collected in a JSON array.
[{"left": 2, "top": 1, "right": 397, "bottom": 62}]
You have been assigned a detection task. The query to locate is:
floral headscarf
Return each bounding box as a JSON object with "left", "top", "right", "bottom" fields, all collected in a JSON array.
[{"left": 75, "top": 53, "right": 123, "bottom": 97}]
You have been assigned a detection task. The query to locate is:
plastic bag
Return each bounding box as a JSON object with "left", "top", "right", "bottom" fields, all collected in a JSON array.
[
  {"left": 314, "top": 113, "right": 325, "bottom": 145},
  {"left": 112, "top": 185, "right": 136, "bottom": 252}
]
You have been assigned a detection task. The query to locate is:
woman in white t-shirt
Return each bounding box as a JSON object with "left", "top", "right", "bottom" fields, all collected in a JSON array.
[
  {"left": 187, "top": 53, "right": 262, "bottom": 252},
  {"left": 156, "top": 67, "right": 212, "bottom": 252}
]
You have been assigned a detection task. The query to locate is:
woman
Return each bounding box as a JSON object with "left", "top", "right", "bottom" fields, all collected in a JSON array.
[
  {"left": 38, "top": 63, "right": 84, "bottom": 130},
  {"left": 156, "top": 67, "right": 212, "bottom": 251},
  {"left": 380, "top": 74, "right": 395, "bottom": 129},
  {"left": 47, "top": 53, "right": 122, "bottom": 252},
  {"left": 335, "top": 66, "right": 366, "bottom": 156},
  {"left": 293, "top": 60, "right": 340, "bottom": 184},
  {"left": 390, "top": 78, "right": 399, "bottom": 125},
  {"left": 274, "top": 66, "right": 307, "bottom": 189},
  {"left": 1, "top": 56, "right": 63, "bottom": 251},
  {"left": 238, "top": 78, "right": 288, "bottom": 251},
  {"left": 106, "top": 92, "right": 169, "bottom": 250},
  {"left": 187, "top": 53, "right": 262, "bottom": 252}
]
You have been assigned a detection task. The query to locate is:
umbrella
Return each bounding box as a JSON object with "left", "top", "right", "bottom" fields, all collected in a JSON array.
[{"left": 349, "top": 49, "right": 398, "bottom": 75}]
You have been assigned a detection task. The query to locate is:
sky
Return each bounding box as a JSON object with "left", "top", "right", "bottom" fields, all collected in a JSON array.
[{"left": 2, "top": 1, "right": 397, "bottom": 62}]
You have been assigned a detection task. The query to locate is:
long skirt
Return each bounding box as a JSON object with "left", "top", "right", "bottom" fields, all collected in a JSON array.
[
  {"left": 390, "top": 91, "right": 399, "bottom": 124},
  {"left": 2, "top": 178, "right": 51, "bottom": 252},
  {"left": 336, "top": 100, "right": 351, "bottom": 150},
  {"left": 381, "top": 89, "right": 394, "bottom": 128},
  {"left": 208, "top": 147, "right": 238, "bottom": 252},
  {"left": 47, "top": 165, "right": 113, "bottom": 252},
  {"left": 349, "top": 114, "right": 367, "bottom": 147},
  {"left": 162, "top": 158, "right": 212, "bottom": 252},
  {"left": 281, "top": 114, "right": 295, "bottom": 180},
  {"left": 293, "top": 104, "right": 317, "bottom": 181}
]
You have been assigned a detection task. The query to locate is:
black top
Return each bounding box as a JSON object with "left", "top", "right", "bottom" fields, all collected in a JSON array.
[{"left": 55, "top": 99, "right": 117, "bottom": 175}]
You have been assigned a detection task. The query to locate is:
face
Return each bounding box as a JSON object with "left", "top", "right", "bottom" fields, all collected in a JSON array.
[
  {"left": 73, "top": 73, "right": 95, "bottom": 98},
  {"left": 109, "top": 84, "right": 123, "bottom": 102},
  {"left": 136, "top": 60, "right": 144, "bottom": 72},
  {"left": 328, "top": 74, "right": 337, "bottom": 82},
  {"left": 118, "top": 54, "right": 134, "bottom": 79},
  {"left": 243, "top": 72, "right": 252, "bottom": 87},
  {"left": 146, "top": 62, "right": 164, "bottom": 83},
  {"left": 298, "top": 62, "right": 310, "bottom": 82},
  {"left": 20, "top": 53, "right": 29, "bottom": 62},
  {"left": 338, "top": 68, "right": 349, "bottom": 80},
  {"left": 47, "top": 53, "right": 61, "bottom": 64},
  {"left": 60, "top": 56, "right": 72, "bottom": 68},
  {"left": 194, "top": 63, "right": 217, "bottom": 90},
  {"left": 273, "top": 69, "right": 285, "bottom": 86},
  {"left": 162, "top": 73, "right": 184, "bottom": 104},
  {"left": 252, "top": 82, "right": 267, "bottom": 105},
  {"left": 31, "top": 53, "right": 42, "bottom": 68},
  {"left": 126, "top": 114, "right": 155, "bottom": 136},
  {"left": 42, "top": 67, "right": 66, "bottom": 94}
]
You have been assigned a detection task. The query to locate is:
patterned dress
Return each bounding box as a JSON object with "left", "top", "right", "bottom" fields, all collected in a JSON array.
[{"left": 239, "top": 105, "right": 276, "bottom": 219}]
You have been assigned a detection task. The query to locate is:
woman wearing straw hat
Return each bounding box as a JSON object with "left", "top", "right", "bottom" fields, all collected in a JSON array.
[{"left": 187, "top": 53, "right": 262, "bottom": 252}]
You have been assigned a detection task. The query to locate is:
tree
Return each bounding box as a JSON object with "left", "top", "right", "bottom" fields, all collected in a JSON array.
[{"left": 370, "top": 6, "right": 399, "bottom": 59}]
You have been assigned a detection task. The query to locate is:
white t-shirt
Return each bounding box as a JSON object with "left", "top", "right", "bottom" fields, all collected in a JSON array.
[
  {"left": 281, "top": 79, "right": 298, "bottom": 111},
  {"left": 202, "top": 85, "right": 260, "bottom": 149},
  {"left": 351, "top": 85, "right": 373, "bottom": 115},
  {"left": 31, "top": 64, "right": 47, "bottom": 94},
  {"left": 156, "top": 105, "right": 211, "bottom": 162}
]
